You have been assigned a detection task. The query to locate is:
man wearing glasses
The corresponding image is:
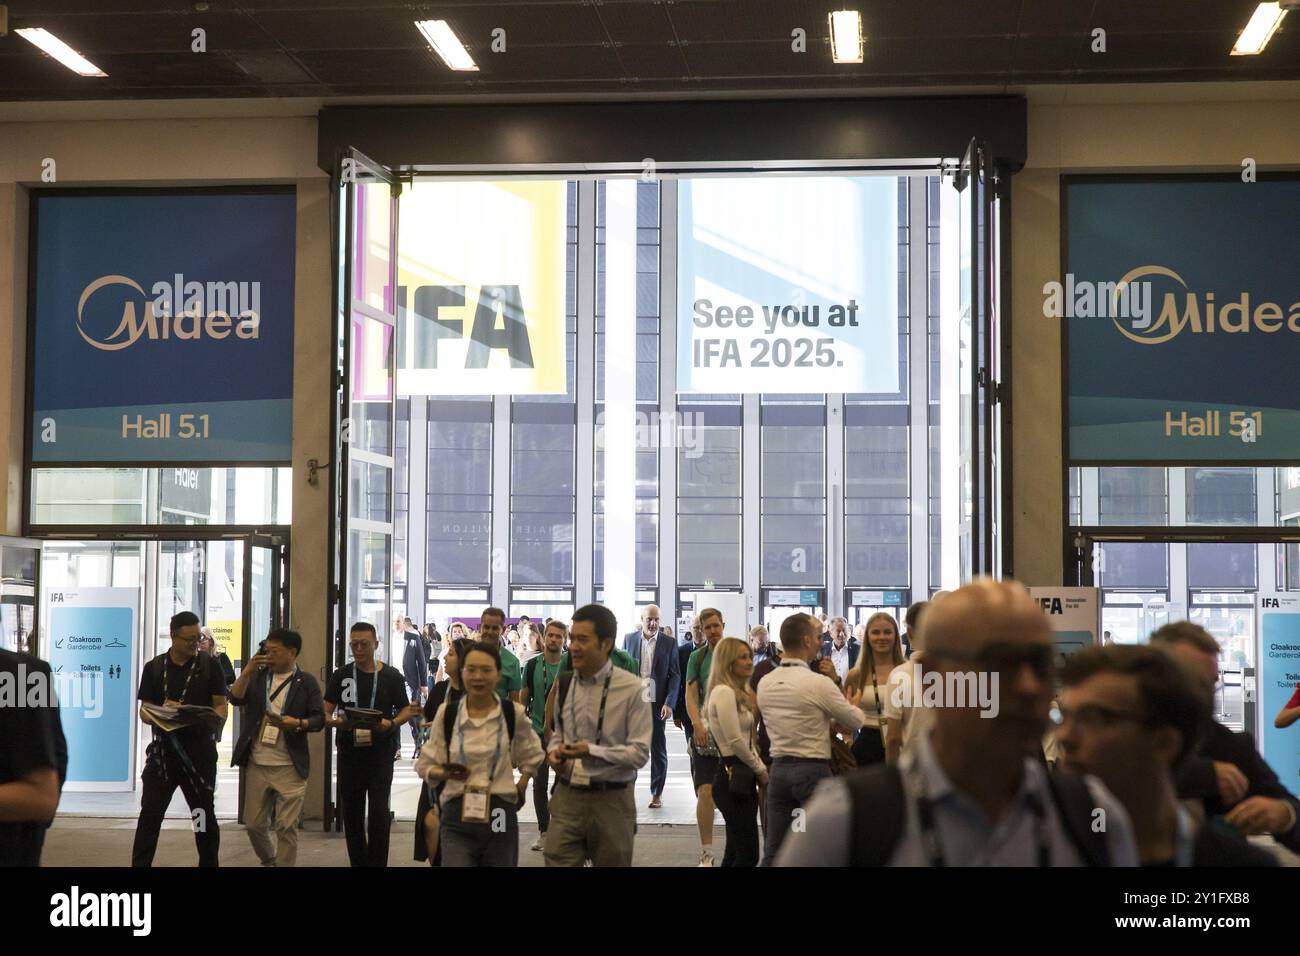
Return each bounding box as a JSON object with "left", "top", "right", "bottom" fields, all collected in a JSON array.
[
  {"left": 775, "top": 580, "right": 1137, "bottom": 866},
  {"left": 324, "top": 622, "right": 420, "bottom": 867}
]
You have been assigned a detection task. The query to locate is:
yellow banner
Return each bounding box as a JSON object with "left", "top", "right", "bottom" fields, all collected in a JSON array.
[{"left": 397, "top": 180, "right": 568, "bottom": 395}]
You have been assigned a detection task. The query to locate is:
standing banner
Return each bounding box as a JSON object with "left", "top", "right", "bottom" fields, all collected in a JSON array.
[
  {"left": 396, "top": 180, "right": 568, "bottom": 396},
  {"left": 30, "top": 189, "right": 297, "bottom": 464},
  {"left": 677, "top": 176, "right": 899, "bottom": 394},
  {"left": 45, "top": 587, "right": 138, "bottom": 789},
  {"left": 1258, "top": 594, "right": 1300, "bottom": 796},
  {"left": 1064, "top": 177, "right": 1300, "bottom": 462},
  {"left": 1028, "top": 587, "right": 1099, "bottom": 669}
]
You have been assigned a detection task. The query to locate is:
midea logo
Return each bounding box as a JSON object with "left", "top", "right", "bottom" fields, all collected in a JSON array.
[
  {"left": 76, "top": 274, "right": 262, "bottom": 352},
  {"left": 1111, "top": 265, "right": 1300, "bottom": 345}
]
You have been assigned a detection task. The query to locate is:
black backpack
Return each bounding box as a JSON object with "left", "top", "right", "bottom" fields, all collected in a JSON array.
[
  {"left": 844, "top": 763, "right": 1111, "bottom": 866},
  {"left": 441, "top": 694, "right": 516, "bottom": 748}
]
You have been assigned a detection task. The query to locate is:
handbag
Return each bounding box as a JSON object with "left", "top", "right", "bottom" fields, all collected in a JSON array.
[{"left": 723, "top": 756, "right": 757, "bottom": 796}]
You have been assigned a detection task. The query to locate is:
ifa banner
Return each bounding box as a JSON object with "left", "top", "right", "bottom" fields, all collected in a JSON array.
[
  {"left": 677, "top": 175, "right": 900, "bottom": 394},
  {"left": 396, "top": 180, "right": 568, "bottom": 396},
  {"left": 29, "top": 189, "right": 297, "bottom": 464},
  {"left": 1063, "top": 177, "right": 1300, "bottom": 463},
  {"left": 1258, "top": 594, "right": 1300, "bottom": 796}
]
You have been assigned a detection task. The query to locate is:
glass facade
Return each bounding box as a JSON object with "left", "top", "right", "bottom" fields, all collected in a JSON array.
[{"left": 396, "top": 174, "right": 967, "bottom": 630}]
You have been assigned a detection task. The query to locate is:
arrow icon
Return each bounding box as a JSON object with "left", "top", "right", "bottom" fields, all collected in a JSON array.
[{"left": 54, "top": 638, "right": 65, "bottom": 648}]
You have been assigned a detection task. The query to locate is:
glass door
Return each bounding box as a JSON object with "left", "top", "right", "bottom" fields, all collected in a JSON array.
[
  {"left": 952, "top": 140, "right": 999, "bottom": 580},
  {"left": 330, "top": 147, "right": 401, "bottom": 829},
  {"left": 0, "top": 537, "right": 41, "bottom": 655}
]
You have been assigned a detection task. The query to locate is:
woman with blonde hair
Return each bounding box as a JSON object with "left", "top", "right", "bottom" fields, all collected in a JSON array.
[
  {"left": 704, "top": 636, "right": 767, "bottom": 867},
  {"left": 843, "top": 612, "right": 904, "bottom": 768}
]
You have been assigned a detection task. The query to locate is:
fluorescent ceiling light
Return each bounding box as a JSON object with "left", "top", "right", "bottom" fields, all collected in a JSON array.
[
  {"left": 829, "top": 9, "right": 864, "bottom": 64},
  {"left": 415, "top": 19, "right": 478, "bottom": 71},
  {"left": 1231, "top": 2, "right": 1288, "bottom": 55},
  {"left": 16, "top": 28, "right": 107, "bottom": 77}
]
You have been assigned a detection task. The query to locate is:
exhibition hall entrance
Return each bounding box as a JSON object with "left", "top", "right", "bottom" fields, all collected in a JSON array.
[
  {"left": 24, "top": 525, "right": 289, "bottom": 816},
  {"left": 1068, "top": 526, "right": 1300, "bottom": 736}
]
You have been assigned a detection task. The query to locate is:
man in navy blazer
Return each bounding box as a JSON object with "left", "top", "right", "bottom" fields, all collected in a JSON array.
[
  {"left": 820, "top": 616, "right": 860, "bottom": 684},
  {"left": 623, "top": 605, "right": 680, "bottom": 808}
]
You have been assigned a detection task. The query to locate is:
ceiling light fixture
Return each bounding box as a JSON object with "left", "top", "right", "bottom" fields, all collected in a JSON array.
[
  {"left": 828, "top": 9, "right": 864, "bottom": 64},
  {"left": 16, "top": 27, "right": 106, "bottom": 76},
  {"left": 1231, "top": 2, "right": 1289, "bottom": 55},
  {"left": 415, "top": 19, "right": 478, "bottom": 71}
]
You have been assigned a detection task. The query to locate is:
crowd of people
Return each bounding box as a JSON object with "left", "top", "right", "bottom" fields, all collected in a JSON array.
[{"left": 3, "top": 580, "right": 1298, "bottom": 868}]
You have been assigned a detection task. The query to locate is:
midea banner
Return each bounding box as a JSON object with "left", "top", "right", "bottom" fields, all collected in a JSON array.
[
  {"left": 677, "top": 176, "right": 899, "bottom": 394},
  {"left": 1064, "top": 177, "right": 1300, "bottom": 462},
  {"left": 30, "top": 190, "right": 296, "bottom": 464}
]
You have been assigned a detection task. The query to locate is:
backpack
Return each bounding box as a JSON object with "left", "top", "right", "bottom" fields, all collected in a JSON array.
[
  {"left": 844, "top": 763, "right": 1110, "bottom": 867},
  {"left": 441, "top": 694, "right": 516, "bottom": 749}
]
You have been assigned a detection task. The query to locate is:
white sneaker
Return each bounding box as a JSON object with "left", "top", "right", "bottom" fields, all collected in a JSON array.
[
  {"left": 531, "top": 834, "right": 546, "bottom": 852},
  {"left": 698, "top": 848, "right": 714, "bottom": 867}
]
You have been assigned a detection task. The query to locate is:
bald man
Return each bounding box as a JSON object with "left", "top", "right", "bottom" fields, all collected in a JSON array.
[
  {"left": 776, "top": 579, "right": 1137, "bottom": 866},
  {"left": 623, "top": 605, "right": 679, "bottom": 808}
]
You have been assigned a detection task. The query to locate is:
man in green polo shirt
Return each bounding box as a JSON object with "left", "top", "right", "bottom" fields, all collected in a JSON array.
[
  {"left": 477, "top": 606, "right": 523, "bottom": 703},
  {"left": 684, "top": 607, "right": 725, "bottom": 867},
  {"left": 521, "top": 619, "right": 567, "bottom": 851}
]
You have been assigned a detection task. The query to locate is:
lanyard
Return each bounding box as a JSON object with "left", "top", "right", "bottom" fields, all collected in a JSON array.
[
  {"left": 1173, "top": 804, "right": 1195, "bottom": 868},
  {"left": 166, "top": 654, "right": 199, "bottom": 703},
  {"left": 457, "top": 697, "right": 504, "bottom": 783},
  {"left": 353, "top": 662, "right": 379, "bottom": 710},
  {"left": 867, "top": 662, "right": 883, "bottom": 717},
  {"left": 537, "top": 658, "right": 559, "bottom": 702},
  {"left": 568, "top": 670, "right": 613, "bottom": 746},
  {"left": 911, "top": 768, "right": 1051, "bottom": 867},
  {"left": 265, "top": 666, "right": 298, "bottom": 710}
]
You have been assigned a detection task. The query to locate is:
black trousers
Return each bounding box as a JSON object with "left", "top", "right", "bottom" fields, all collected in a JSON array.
[
  {"left": 132, "top": 744, "right": 220, "bottom": 868},
  {"left": 711, "top": 763, "right": 759, "bottom": 867},
  {"left": 649, "top": 712, "right": 668, "bottom": 796},
  {"left": 337, "top": 748, "right": 396, "bottom": 867},
  {"left": 533, "top": 759, "right": 552, "bottom": 832}
]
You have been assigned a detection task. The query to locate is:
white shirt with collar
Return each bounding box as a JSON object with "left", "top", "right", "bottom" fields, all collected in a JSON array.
[
  {"left": 639, "top": 631, "right": 657, "bottom": 680},
  {"left": 774, "top": 727, "right": 1138, "bottom": 867},
  {"left": 830, "top": 642, "right": 851, "bottom": 682},
  {"left": 416, "top": 697, "right": 544, "bottom": 803},
  {"left": 548, "top": 658, "right": 652, "bottom": 783},
  {"left": 756, "top": 658, "right": 868, "bottom": 760}
]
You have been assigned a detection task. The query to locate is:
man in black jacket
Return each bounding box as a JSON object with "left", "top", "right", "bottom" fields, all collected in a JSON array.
[
  {"left": 401, "top": 619, "right": 429, "bottom": 756},
  {"left": 1152, "top": 621, "right": 1300, "bottom": 853},
  {"left": 673, "top": 617, "right": 705, "bottom": 791},
  {"left": 227, "top": 628, "right": 325, "bottom": 867},
  {"left": 0, "top": 648, "right": 66, "bottom": 866}
]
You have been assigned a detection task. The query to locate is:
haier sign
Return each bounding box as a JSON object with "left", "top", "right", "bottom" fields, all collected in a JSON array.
[{"left": 30, "top": 190, "right": 296, "bottom": 464}]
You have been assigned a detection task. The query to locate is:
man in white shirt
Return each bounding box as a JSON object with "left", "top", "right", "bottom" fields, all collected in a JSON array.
[{"left": 757, "top": 612, "right": 869, "bottom": 865}]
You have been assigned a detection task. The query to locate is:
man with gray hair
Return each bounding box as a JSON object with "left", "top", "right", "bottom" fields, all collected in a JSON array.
[{"left": 777, "top": 579, "right": 1137, "bottom": 866}]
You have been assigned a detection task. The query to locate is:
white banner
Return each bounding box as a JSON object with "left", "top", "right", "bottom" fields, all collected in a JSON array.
[{"left": 677, "top": 175, "right": 899, "bottom": 394}]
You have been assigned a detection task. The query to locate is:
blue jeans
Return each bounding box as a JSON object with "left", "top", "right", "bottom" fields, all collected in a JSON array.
[
  {"left": 761, "top": 758, "right": 831, "bottom": 866},
  {"left": 439, "top": 796, "right": 519, "bottom": 867}
]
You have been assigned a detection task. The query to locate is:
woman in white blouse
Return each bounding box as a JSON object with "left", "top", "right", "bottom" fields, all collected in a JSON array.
[
  {"left": 415, "top": 642, "right": 544, "bottom": 867},
  {"left": 704, "top": 637, "right": 768, "bottom": 867},
  {"left": 843, "top": 612, "right": 905, "bottom": 768}
]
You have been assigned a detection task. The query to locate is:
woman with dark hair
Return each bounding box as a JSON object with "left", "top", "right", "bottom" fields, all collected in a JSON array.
[
  {"left": 415, "top": 641, "right": 543, "bottom": 867},
  {"left": 423, "top": 623, "right": 442, "bottom": 693},
  {"left": 413, "top": 636, "right": 472, "bottom": 865},
  {"left": 842, "top": 612, "right": 905, "bottom": 768}
]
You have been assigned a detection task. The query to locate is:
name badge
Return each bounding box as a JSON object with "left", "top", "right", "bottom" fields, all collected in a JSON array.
[
  {"left": 260, "top": 719, "right": 281, "bottom": 747},
  {"left": 570, "top": 759, "right": 591, "bottom": 788},
  {"left": 461, "top": 786, "right": 491, "bottom": 824},
  {"left": 354, "top": 728, "right": 372, "bottom": 748}
]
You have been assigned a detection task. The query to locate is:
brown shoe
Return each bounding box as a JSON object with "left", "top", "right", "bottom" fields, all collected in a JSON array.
[{"left": 649, "top": 795, "right": 663, "bottom": 809}]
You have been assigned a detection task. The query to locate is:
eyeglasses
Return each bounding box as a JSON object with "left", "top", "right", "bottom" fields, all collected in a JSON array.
[
  {"left": 930, "top": 642, "right": 1055, "bottom": 679},
  {"left": 1054, "top": 704, "right": 1149, "bottom": 729}
]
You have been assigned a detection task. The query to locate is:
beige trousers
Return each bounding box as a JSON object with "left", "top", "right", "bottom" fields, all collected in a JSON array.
[
  {"left": 244, "top": 761, "right": 307, "bottom": 867},
  {"left": 543, "top": 782, "right": 636, "bottom": 867}
]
